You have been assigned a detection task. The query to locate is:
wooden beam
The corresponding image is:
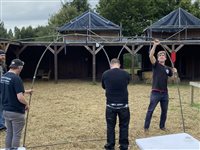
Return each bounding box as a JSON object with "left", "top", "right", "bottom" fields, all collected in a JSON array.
[
  {"left": 84, "top": 45, "right": 93, "bottom": 54},
  {"left": 92, "top": 46, "right": 96, "bottom": 83},
  {"left": 57, "top": 45, "right": 65, "bottom": 54},
  {"left": 0, "top": 43, "right": 3, "bottom": 49},
  {"left": 5, "top": 43, "right": 10, "bottom": 52},
  {"left": 131, "top": 45, "right": 135, "bottom": 81},
  {"left": 134, "top": 45, "right": 143, "bottom": 54},
  {"left": 175, "top": 44, "right": 184, "bottom": 52},
  {"left": 124, "top": 45, "right": 133, "bottom": 55},
  {"left": 189, "top": 82, "right": 200, "bottom": 105},
  {"left": 95, "top": 45, "right": 104, "bottom": 55},
  {"left": 161, "top": 45, "right": 171, "bottom": 53},
  {"left": 17, "top": 45, "right": 28, "bottom": 56},
  {"left": 45, "top": 45, "right": 54, "bottom": 54},
  {"left": 54, "top": 46, "right": 58, "bottom": 83}
]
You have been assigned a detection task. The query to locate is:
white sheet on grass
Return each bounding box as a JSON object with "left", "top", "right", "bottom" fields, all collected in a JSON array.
[
  {"left": 0, "top": 147, "right": 26, "bottom": 150},
  {"left": 136, "top": 133, "right": 200, "bottom": 150}
]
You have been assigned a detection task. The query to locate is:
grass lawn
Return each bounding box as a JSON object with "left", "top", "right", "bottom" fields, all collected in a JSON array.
[{"left": 0, "top": 80, "right": 199, "bottom": 150}]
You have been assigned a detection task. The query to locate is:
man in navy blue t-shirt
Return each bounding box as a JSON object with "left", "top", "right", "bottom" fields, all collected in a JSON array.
[
  {"left": 102, "top": 58, "right": 130, "bottom": 150},
  {"left": 144, "top": 40, "right": 177, "bottom": 131},
  {"left": 1, "top": 59, "right": 33, "bottom": 148}
]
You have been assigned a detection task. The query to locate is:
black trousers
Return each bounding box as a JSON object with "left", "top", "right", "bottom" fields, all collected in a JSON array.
[
  {"left": 105, "top": 106, "right": 130, "bottom": 150},
  {"left": 144, "top": 91, "right": 169, "bottom": 129}
]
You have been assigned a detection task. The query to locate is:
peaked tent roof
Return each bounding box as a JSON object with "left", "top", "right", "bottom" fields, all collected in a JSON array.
[
  {"left": 145, "top": 7, "right": 200, "bottom": 32},
  {"left": 57, "top": 10, "right": 120, "bottom": 32}
]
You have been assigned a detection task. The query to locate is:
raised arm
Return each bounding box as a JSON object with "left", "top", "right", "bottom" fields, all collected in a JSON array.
[{"left": 149, "top": 40, "right": 160, "bottom": 64}]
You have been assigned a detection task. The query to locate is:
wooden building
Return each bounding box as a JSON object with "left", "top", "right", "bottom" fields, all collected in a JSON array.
[
  {"left": 0, "top": 8, "right": 200, "bottom": 82},
  {"left": 143, "top": 7, "right": 200, "bottom": 81}
]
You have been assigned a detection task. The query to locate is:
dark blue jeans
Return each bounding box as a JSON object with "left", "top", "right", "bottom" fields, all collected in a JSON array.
[
  {"left": 105, "top": 106, "right": 130, "bottom": 150},
  {"left": 144, "top": 91, "right": 169, "bottom": 129}
]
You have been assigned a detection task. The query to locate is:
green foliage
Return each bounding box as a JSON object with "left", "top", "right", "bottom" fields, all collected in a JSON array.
[
  {"left": 0, "top": 22, "right": 9, "bottom": 39},
  {"left": 13, "top": 25, "right": 56, "bottom": 41},
  {"left": 191, "top": 102, "right": 200, "bottom": 109},
  {"left": 7, "top": 29, "right": 13, "bottom": 39},
  {"left": 48, "top": 3, "right": 79, "bottom": 28},
  {"left": 48, "top": 0, "right": 90, "bottom": 28},
  {"left": 97, "top": 0, "right": 200, "bottom": 36},
  {"left": 123, "top": 53, "right": 132, "bottom": 69},
  {"left": 71, "top": 0, "right": 89, "bottom": 12},
  {"left": 123, "top": 53, "right": 142, "bottom": 69},
  {"left": 34, "top": 25, "right": 56, "bottom": 41},
  {"left": 178, "top": 0, "right": 200, "bottom": 18},
  {"left": 97, "top": 0, "right": 152, "bottom": 36}
]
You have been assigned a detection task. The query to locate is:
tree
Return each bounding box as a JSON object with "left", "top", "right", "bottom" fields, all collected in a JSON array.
[
  {"left": 71, "top": 0, "right": 89, "bottom": 12},
  {"left": 97, "top": 0, "right": 200, "bottom": 36},
  {"left": 0, "top": 22, "right": 8, "bottom": 39},
  {"left": 177, "top": 0, "right": 200, "bottom": 18},
  {"left": 48, "top": 0, "right": 90, "bottom": 29},
  {"left": 48, "top": 2, "right": 79, "bottom": 28},
  {"left": 97, "top": 0, "right": 151, "bottom": 36},
  {"left": 7, "top": 29, "right": 13, "bottom": 39},
  {"left": 34, "top": 25, "right": 55, "bottom": 41}
]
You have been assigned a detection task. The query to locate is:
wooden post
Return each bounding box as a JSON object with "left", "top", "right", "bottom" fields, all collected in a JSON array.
[
  {"left": 92, "top": 46, "right": 96, "bottom": 83},
  {"left": 131, "top": 45, "right": 135, "bottom": 82},
  {"left": 189, "top": 82, "right": 200, "bottom": 105},
  {"left": 54, "top": 46, "right": 58, "bottom": 84},
  {"left": 190, "top": 86, "right": 194, "bottom": 105}
]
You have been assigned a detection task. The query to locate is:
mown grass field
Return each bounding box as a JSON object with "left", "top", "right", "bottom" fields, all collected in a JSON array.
[{"left": 0, "top": 80, "right": 199, "bottom": 150}]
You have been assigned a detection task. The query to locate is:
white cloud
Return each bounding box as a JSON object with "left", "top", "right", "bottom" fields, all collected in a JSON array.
[
  {"left": 1, "top": 0, "right": 62, "bottom": 30},
  {"left": 0, "top": 0, "right": 99, "bottom": 31}
]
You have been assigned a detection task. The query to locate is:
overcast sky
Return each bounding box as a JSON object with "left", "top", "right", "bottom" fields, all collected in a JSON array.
[{"left": 0, "top": 0, "right": 99, "bottom": 31}]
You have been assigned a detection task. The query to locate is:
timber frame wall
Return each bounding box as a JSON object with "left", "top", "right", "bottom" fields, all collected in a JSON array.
[{"left": 1, "top": 39, "right": 200, "bottom": 83}]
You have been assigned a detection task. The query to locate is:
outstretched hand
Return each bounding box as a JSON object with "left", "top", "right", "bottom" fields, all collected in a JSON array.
[
  {"left": 172, "top": 68, "right": 177, "bottom": 73},
  {"left": 153, "top": 39, "right": 160, "bottom": 46}
]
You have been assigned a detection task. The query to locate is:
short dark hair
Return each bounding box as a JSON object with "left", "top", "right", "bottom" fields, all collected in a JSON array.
[
  {"left": 157, "top": 51, "right": 166, "bottom": 57},
  {"left": 110, "top": 58, "right": 120, "bottom": 65}
]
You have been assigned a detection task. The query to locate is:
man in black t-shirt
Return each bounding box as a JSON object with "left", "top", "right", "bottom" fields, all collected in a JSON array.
[
  {"left": 102, "top": 58, "right": 130, "bottom": 150},
  {"left": 1, "top": 59, "right": 33, "bottom": 148},
  {"left": 144, "top": 40, "right": 177, "bottom": 131}
]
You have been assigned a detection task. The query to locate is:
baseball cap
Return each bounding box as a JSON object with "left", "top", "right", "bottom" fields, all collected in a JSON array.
[
  {"left": 9, "top": 59, "right": 24, "bottom": 68},
  {"left": 0, "top": 50, "right": 5, "bottom": 55}
]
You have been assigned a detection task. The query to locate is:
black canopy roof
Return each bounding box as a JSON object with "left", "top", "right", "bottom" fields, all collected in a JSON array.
[
  {"left": 57, "top": 10, "right": 120, "bottom": 33},
  {"left": 145, "top": 8, "right": 200, "bottom": 33}
]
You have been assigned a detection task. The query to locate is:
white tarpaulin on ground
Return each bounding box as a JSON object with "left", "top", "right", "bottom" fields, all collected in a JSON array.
[
  {"left": 136, "top": 133, "right": 200, "bottom": 150},
  {"left": 0, "top": 147, "right": 26, "bottom": 150}
]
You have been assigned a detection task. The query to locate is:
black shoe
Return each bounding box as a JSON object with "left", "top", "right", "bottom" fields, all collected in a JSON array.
[
  {"left": 104, "top": 144, "right": 115, "bottom": 150},
  {"left": 160, "top": 127, "right": 168, "bottom": 131},
  {"left": 119, "top": 145, "right": 128, "bottom": 150},
  {"left": 0, "top": 126, "right": 6, "bottom": 131}
]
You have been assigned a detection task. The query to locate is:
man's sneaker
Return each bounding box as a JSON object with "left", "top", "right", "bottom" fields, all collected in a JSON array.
[
  {"left": 160, "top": 127, "right": 168, "bottom": 131},
  {"left": 104, "top": 144, "right": 115, "bottom": 150},
  {"left": 0, "top": 126, "right": 6, "bottom": 131}
]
